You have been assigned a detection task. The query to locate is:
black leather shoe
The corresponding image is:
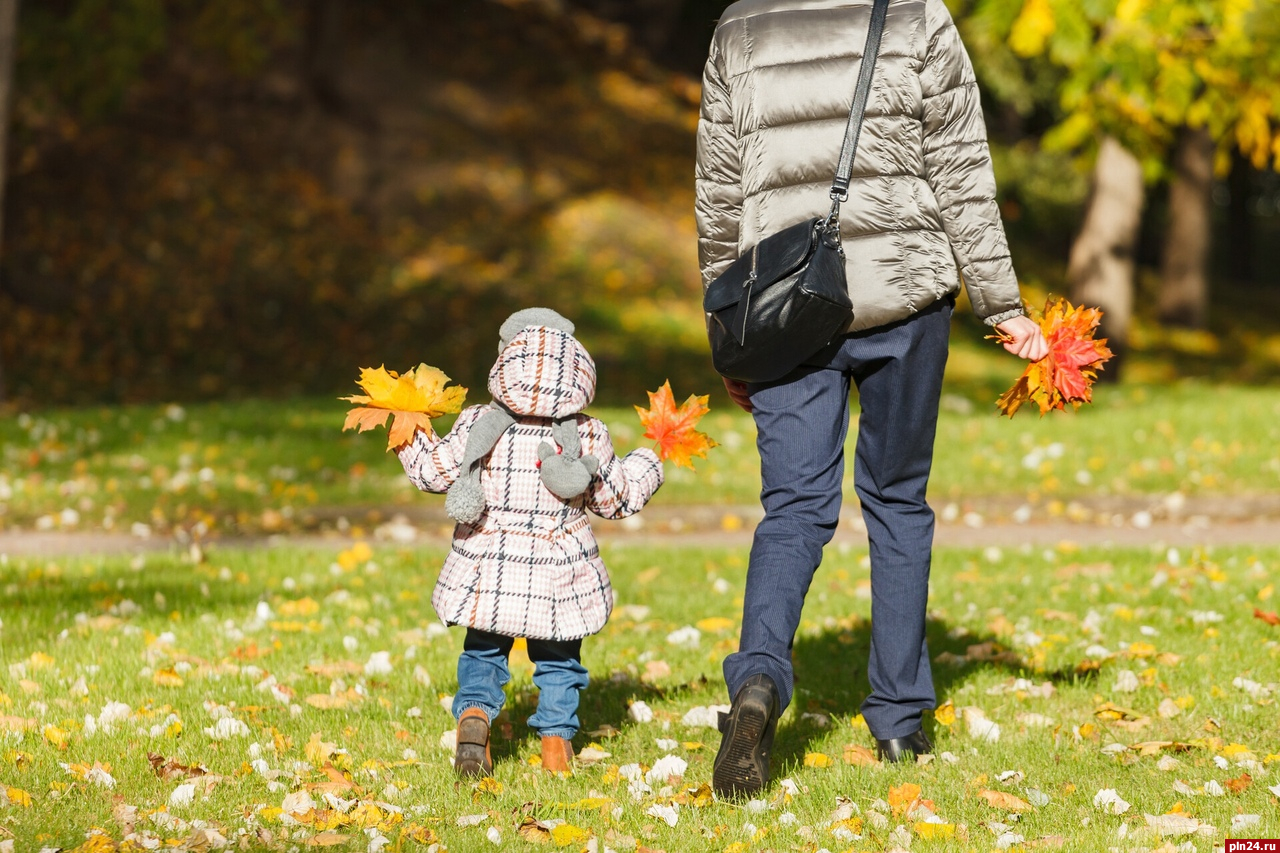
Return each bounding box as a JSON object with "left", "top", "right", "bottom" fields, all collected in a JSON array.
[
  {"left": 712, "top": 674, "right": 780, "bottom": 799},
  {"left": 875, "top": 729, "right": 933, "bottom": 763}
]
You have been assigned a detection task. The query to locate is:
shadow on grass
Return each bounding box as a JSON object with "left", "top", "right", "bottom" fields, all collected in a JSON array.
[
  {"left": 492, "top": 670, "right": 682, "bottom": 764},
  {"left": 0, "top": 553, "right": 266, "bottom": 656},
  {"left": 773, "top": 616, "right": 1101, "bottom": 772}
]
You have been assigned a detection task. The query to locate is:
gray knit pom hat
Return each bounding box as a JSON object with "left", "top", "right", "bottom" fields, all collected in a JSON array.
[{"left": 444, "top": 308, "right": 599, "bottom": 524}]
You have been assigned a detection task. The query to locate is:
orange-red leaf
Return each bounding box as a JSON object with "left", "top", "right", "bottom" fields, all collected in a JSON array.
[
  {"left": 341, "top": 364, "right": 466, "bottom": 450},
  {"left": 634, "top": 380, "right": 717, "bottom": 470},
  {"left": 1254, "top": 608, "right": 1280, "bottom": 627},
  {"left": 996, "top": 297, "right": 1113, "bottom": 418}
]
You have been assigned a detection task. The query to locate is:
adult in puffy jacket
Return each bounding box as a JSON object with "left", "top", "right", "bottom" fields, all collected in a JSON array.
[{"left": 696, "top": 0, "right": 1048, "bottom": 797}]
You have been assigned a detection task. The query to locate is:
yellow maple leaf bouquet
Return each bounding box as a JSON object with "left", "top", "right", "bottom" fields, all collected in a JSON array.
[{"left": 341, "top": 364, "right": 467, "bottom": 450}]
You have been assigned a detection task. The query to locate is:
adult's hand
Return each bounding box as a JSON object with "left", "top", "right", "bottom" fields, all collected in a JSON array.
[
  {"left": 995, "top": 315, "right": 1048, "bottom": 362},
  {"left": 723, "top": 376, "right": 753, "bottom": 413}
]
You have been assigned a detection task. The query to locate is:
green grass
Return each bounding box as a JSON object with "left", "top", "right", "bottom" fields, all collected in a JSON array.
[
  {"left": 1, "top": 541, "right": 1278, "bottom": 850},
  {"left": 2, "top": 381, "right": 1279, "bottom": 536}
]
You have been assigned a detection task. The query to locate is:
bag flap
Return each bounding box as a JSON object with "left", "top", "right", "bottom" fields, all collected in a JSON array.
[
  {"left": 703, "top": 257, "right": 751, "bottom": 313},
  {"left": 702, "top": 218, "right": 822, "bottom": 314},
  {"left": 753, "top": 218, "right": 821, "bottom": 283}
]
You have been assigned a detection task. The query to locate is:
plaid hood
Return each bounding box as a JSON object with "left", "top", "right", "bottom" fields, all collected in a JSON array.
[{"left": 487, "top": 326, "right": 596, "bottom": 418}]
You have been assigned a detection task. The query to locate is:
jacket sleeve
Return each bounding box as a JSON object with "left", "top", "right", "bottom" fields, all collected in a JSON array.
[
  {"left": 395, "top": 406, "right": 480, "bottom": 494},
  {"left": 695, "top": 39, "right": 744, "bottom": 289},
  {"left": 920, "top": 0, "right": 1026, "bottom": 327},
  {"left": 581, "top": 418, "right": 664, "bottom": 520}
]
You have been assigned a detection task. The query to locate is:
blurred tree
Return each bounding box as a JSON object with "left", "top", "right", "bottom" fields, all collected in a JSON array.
[
  {"left": 1159, "top": 126, "right": 1215, "bottom": 327},
  {"left": 981, "top": 0, "right": 1280, "bottom": 370},
  {"left": 0, "top": 0, "right": 15, "bottom": 402},
  {"left": 1064, "top": 135, "right": 1143, "bottom": 370}
]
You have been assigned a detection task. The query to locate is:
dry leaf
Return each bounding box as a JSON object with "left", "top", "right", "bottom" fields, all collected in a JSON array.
[
  {"left": 803, "top": 752, "right": 834, "bottom": 768},
  {"left": 551, "top": 824, "right": 592, "bottom": 846},
  {"left": 888, "top": 782, "right": 922, "bottom": 817},
  {"left": 0, "top": 716, "right": 35, "bottom": 733},
  {"left": 842, "top": 744, "right": 879, "bottom": 766},
  {"left": 978, "top": 789, "right": 1033, "bottom": 811},
  {"left": 517, "top": 817, "right": 552, "bottom": 844},
  {"left": 1225, "top": 772, "right": 1252, "bottom": 794},
  {"left": 341, "top": 364, "right": 466, "bottom": 451},
  {"left": 147, "top": 752, "right": 208, "bottom": 781},
  {"left": 995, "top": 297, "right": 1113, "bottom": 417},
  {"left": 1254, "top": 608, "right": 1280, "bottom": 627},
  {"left": 634, "top": 380, "right": 717, "bottom": 469},
  {"left": 915, "top": 822, "right": 956, "bottom": 840}
]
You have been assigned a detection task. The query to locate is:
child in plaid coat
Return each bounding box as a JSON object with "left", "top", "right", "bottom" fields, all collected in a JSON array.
[{"left": 396, "top": 308, "right": 664, "bottom": 776}]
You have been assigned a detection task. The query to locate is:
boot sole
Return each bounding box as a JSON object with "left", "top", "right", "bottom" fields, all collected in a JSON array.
[
  {"left": 712, "top": 684, "right": 775, "bottom": 798},
  {"left": 455, "top": 716, "right": 492, "bottom": 778}
]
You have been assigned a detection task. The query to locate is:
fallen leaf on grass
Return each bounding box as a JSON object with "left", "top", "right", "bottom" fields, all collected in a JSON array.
[
  {"left": 1092, "top": 788, "right": 1130, "bottom": 814},
  {"left": 1143, "top": 812, "right": 1215, "bottom": 837},
  {"left": 914, "top": 821, "right": 956, "bottom": 840},
  {"left": 148, "top": 752, "right": 208, "bottom": 781},
  {"left": 1225, "top": 772, "right": 1253, "bottom": 794},
  {"left": 2, "top": 787, "right": 31, "bottom": 808},
  {"left": 306, "top": 832, "right": 350, "bottom": 847},
  {"left": 842, "top": 744, "right": 878, "bottom": 766},
  {"left": 1254, "top": 608, "right": 1280, "bottom": 627},
  {"left": 1129, "top": 741, "right": 1197, "bottom": 756},
  {"left": 306, "top": 691, "right": 361, "bottom": 710},
  {"left": 978, "top": 790, "right": 1033, "bottom": 811},
  {"left": 888, "top": 783, "right": 922, "bottom": 817},
  {"left": 0, "top": 716, "right": 35, "bottom": 734},
  {"left": 516, "top": 817, "right": 553, "bottom": 844}
]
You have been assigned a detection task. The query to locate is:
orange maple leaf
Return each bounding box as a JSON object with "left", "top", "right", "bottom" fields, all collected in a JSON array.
[
  {"left": 995, "top": 296, "right": 1114, "bottom": 418},
  {"left": 634, "top": 380, "right": 717, "bottom": 470},
  {"left": 341, "top": 364, "right": 467, "bottom": 451}
]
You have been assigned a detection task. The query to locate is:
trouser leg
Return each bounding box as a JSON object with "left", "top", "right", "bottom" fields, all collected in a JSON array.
[
  {"left": 452, "top": 629, "right": 515, "bottom": 723},
  {"left": 525, "top": 638, "right": 588, "bottom": 739},
  {"left": 722, "top": 364, "right": 851, "bottom": 711},
  {"left": 853, "top": 301, "right": 952, "bottom": 738}
]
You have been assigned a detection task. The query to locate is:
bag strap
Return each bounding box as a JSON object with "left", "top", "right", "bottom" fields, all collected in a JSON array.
[{"left": 829, "top": 0, "right": 890, "bottom": 206}]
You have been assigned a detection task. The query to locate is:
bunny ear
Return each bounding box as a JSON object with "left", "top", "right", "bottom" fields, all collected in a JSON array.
[{"left": 537, "top": 441, "right": 557, "bottom": 461}]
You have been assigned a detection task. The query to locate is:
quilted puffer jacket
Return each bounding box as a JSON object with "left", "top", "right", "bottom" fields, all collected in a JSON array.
[
  {"left": 397, "top": 325, "right": 664, "bottom": 641},
  {"left": 695, "top": 0, "right": 1027, "bottom": 333}
]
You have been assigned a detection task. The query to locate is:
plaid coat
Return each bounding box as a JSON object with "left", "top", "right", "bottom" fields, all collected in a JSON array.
[{"left": 397, "top": 326, "right": 664, "bottom": 641}]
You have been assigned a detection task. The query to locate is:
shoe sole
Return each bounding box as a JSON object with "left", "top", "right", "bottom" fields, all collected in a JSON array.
[
  {"left": 712, "top": 685, "right": 774, "bottom": 798},
  {"left": 455, "top": 716, "right": 492, "bottom": 778}
]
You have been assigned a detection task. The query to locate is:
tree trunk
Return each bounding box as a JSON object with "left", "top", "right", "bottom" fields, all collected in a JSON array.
[
  {"left": 1226, "top": 148, "right": 1254, "bottom": 284},
  {"left": 1157, "top": 127, "right": 1215, "bottom": 327},
  {"left": 304, "top": 0, "right": 345, "bottom": 114},
  {"left": 0, "top": 0, "right": 18, "bottom": 403},
  {"left": 1067, "top": 136, "right": 1145, "bottom": 381}
]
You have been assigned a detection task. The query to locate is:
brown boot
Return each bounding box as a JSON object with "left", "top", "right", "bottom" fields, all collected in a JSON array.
[
  {"left": 540, "top": 736, "right": 574, "bottom": 774},
  {"left": 454, "top": 708, "right": 493, "bottom": 778}
]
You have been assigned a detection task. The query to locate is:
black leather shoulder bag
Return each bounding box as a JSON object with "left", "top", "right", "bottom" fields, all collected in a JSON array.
[{"left": 703, "top": 0, "right": 890, "bottom": 384}]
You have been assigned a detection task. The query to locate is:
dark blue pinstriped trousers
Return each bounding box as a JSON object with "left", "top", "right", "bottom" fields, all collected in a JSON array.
[{"left": 722, "top": 297, "right": 952, "bottom": 740}]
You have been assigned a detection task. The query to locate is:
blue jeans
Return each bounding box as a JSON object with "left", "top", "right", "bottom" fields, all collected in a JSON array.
[
  {"left": 452, "top": 628, "right": 589, "bottom": 739},
  {"left": 722, "top": 298, "right": 952, "bottom": 740}
]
